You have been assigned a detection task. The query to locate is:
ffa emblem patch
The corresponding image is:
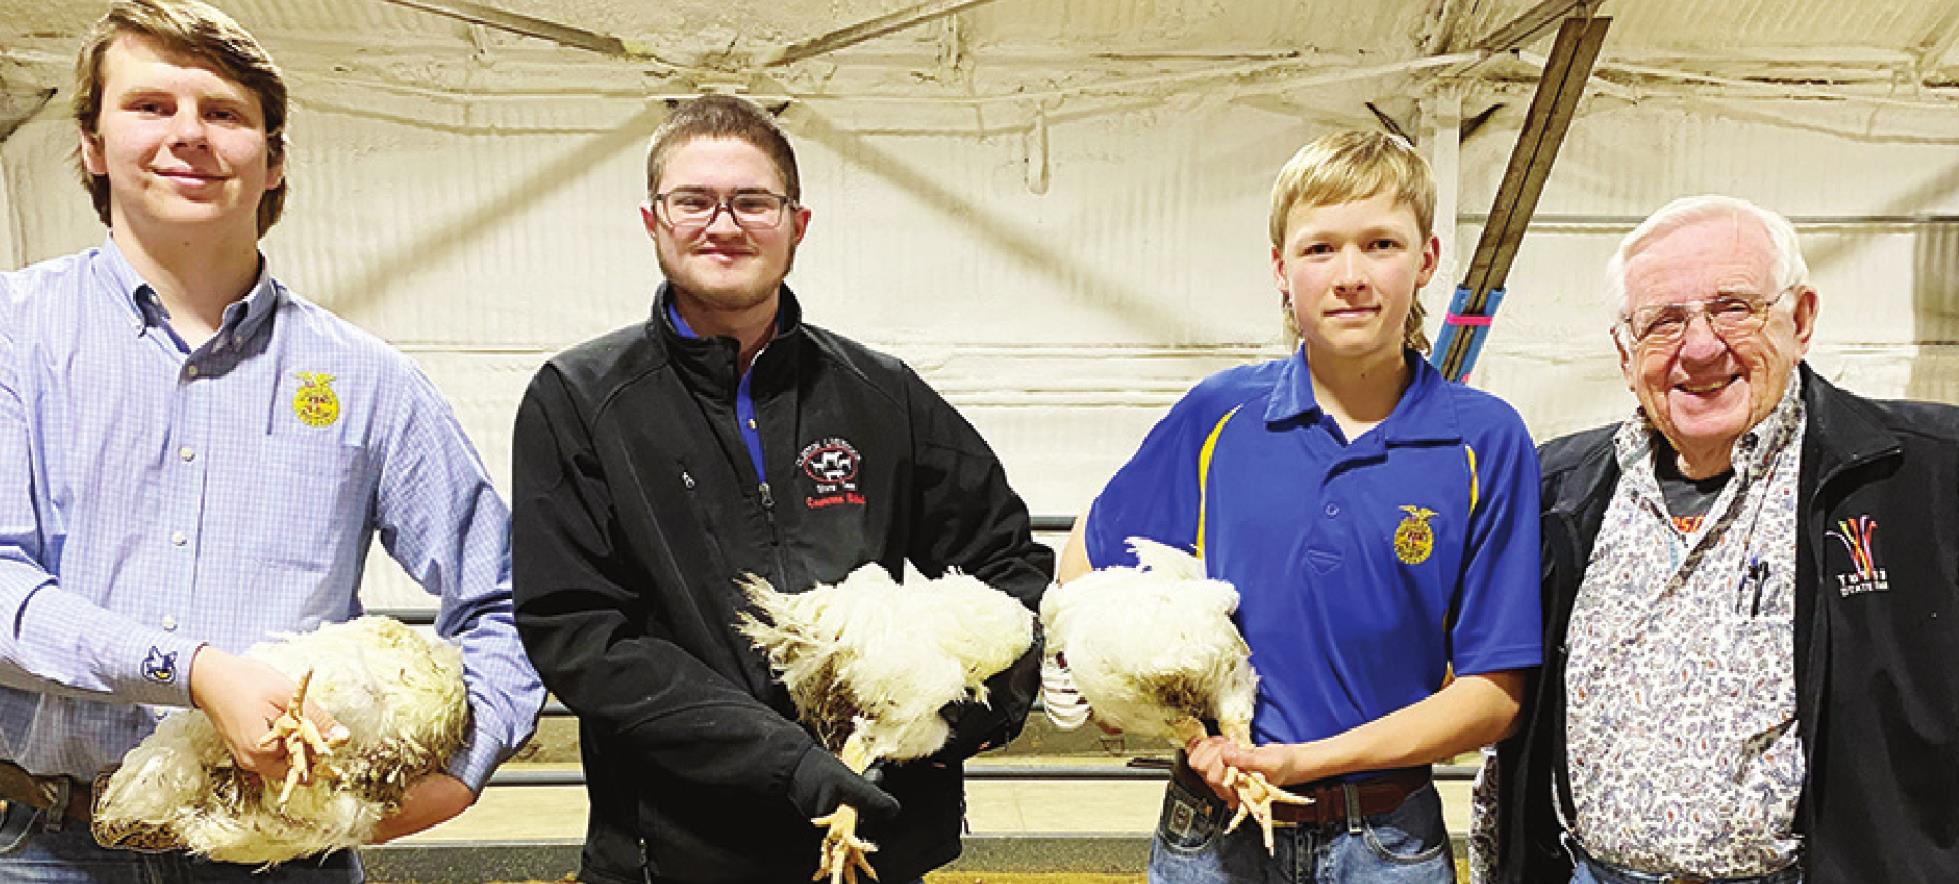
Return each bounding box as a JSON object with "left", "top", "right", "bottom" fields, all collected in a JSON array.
[
  {"left": 292, "top": 372, "right": 340, "bottom": 428},
  {"left": 1393, "top": 505, "right": 1437, "bottom": 565},
  {"left": 141, "top": 647, "right": 177, "bottom": 684},
  {"left": 797, "top": 438, "right": 865, "bottom": 509}
]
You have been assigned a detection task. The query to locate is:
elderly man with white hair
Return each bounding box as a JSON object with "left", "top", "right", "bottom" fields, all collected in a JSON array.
[{"left": 1486, "top": 195, "right": 1959, "bottom": 884}]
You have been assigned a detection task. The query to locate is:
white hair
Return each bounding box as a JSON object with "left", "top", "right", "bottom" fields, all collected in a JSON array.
[{"left": 1604, "top": 194, "right": 1810, "bottom": 318}]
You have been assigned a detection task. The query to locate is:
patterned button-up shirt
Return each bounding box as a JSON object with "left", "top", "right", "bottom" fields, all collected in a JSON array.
[
  {"left": 1565, "top": 374, "right": 1806, "bottom": 876},
  {"left": 0, "top": 237, "right": 542, "bottom": 790}
]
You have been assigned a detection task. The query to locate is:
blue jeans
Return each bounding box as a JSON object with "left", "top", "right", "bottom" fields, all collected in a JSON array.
[
  {"left": 1147, "top": 775, "right": 1454, "bottom": 884},
  {"left": 1570, "top": 853, "right": 1802, "bottom": 884},
  {"left": 0, "top": 801, "right": 362, "bottom": 883}
]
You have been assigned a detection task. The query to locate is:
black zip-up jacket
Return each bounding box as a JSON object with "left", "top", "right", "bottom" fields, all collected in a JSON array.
[
  {"left": 1493, "top": 364, "right": 1959, "bottom": 884},
  {"left": 511, "top": 285, "right": 1053, "bottom": 884}
]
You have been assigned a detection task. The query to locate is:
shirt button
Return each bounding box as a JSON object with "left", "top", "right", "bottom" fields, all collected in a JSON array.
[
  {"left": 178, "top": 446, "right": 196, "bottom": 463},
  {"left": 183, "top": 365, "right": 199, "bottom": 379},
  {"left": 154, "top": 710, "right": 167, "bottom": 721},
  {"left": 1324, "top": 503, "right": 1340, "bottom": 518},
  {"left": 170, "top": 530, "right": 188, "bottom": 546},
  {"left": 161, "top": 614, "right": 177, "bottom": 631}
]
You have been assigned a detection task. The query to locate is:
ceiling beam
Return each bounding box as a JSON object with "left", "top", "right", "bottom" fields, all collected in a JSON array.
[
  {"left": 1476, "top": 0, "right": 1606, "bottom": 54},
  {"left": 1915, "top": 1, "right": 1959, "bottom": 81},
  {"left": 0, "top": 87, "right": 55, "bottom": 144},
  {"left": 376, "top": 0, "right": 656, "bottom": 62},
  {"left": 763, "top": 0, "right": 1005, "bottom": 68},
  {"left": 1433, "top": 15, "right": 1610, "bottom": 382},
  {"left": 1418, "top": 0, "right": 1607, "bottom": 85},
  {"left": 1418, "top": 0, "right": 1473, "bottom": 56}
]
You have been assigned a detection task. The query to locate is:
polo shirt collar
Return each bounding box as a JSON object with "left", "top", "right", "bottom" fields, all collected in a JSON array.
[{"left": 1263, "top": 345, "right": 1462, "bottom": 444}]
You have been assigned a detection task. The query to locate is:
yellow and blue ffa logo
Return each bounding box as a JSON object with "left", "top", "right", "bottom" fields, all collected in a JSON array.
[
  {"left": 141, "top": 646, "right": 178, "bottom": 684},
  {"left": 292, "top": 372, "right": 340, "bottom": 428},
  {"left": 1393, "top": 505, "right": 1437, "bottom": 565}
]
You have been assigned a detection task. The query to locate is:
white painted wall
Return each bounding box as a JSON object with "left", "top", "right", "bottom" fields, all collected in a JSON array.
[{"left": 7, "top": 71, "right": 1958, "bottom": 608}]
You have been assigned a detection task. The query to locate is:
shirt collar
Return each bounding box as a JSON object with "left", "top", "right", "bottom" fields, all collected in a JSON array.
[
  {"left": 1262, "top": 346, "right": 1461, "bottom": 444},
  {"left": 662, "top": 290, "right": 784, "bottom": 341},
  {"left": 96, "top": 234, "right": 281, "bottom": 345}
]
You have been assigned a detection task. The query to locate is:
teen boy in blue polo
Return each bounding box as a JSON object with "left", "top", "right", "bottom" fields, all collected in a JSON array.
[{"left": 1056, "top": 131, "right": 1542, "bottom": 883}]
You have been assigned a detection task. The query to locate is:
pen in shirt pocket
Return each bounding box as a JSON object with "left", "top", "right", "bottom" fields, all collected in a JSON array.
[{"left": 1738, "top": 556, "right": 1771, "bottom": 616}]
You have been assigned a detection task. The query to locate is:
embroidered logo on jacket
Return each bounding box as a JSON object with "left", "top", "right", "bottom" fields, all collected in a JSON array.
[
  {"left": 1393, "top": 505, "right": 1437, "bottom": 565},
  {"left": 142, "top": 647, "right": 178, "bottom": 684},
  {"left": 798, "top": 438, "right": 864, "bottom": 509},
  {"left": 1827, "top": 514, "right": 1888, "bottom": 596},
  {"left": 292, "top": 372, "right": 341, "bottom": 428}
]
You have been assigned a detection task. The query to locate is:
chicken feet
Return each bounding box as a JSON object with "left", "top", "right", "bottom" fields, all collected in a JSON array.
[
  {"left": 1172, "top": 718, "right": 1312, "bottom": 854},
  {"left": 1222, "top": 766, "right": 1313, "bottom": 853},
  {"left": 811, "top": 731, "right": 880, "bottom": 884},
  {"left": 255, "top": 669, "right": 350, "bottom": 805}
]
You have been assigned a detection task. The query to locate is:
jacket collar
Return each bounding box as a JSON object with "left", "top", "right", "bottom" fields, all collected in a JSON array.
[
  {"left": 648, "top": 282, "right": 805, "bottom": 399},
  {"left": 1797, "top": 361, "right": 1901, "bottom": 481},
  {"left": 1263, "top": 346, "right": 1461, "bottom": 444}
]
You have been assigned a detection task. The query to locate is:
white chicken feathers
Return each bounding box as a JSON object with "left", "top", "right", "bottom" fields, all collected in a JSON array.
[
  {"left": 737, "top": 563, "right": 1033, "bottom": 763},
  {"left": 1041, "top": 537, "right": 1307, "bottom": 852},
  {"left": 737, "top": 563, "right": 1034, "bottom": 884},
  {"left": 1040, "top": 537, "right": 1256, "bottom": 742},
  {"left": 91, "top": 616, "right": 470, "bottom": 865}
]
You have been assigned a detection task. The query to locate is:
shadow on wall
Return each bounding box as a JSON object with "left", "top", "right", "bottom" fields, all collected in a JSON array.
[
  {"left": 321, "top": 103, "right": 666, "bottom": 317},
  {"left": 785, "top": 104, "right": 1201, "bottom": 345},
  {"left": 1795, "top": 157, "right": 1959, "bottom": 406},
  {"left": 1911, "top": 221, "right": 1959, "bottom": 403}
]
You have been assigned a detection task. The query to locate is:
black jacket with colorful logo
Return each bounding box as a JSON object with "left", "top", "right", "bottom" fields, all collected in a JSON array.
[
  {"left": 1493, "top": 364, "right": 1959, "bottom": 884},
  {"left": 511, "top": 285, "right": 1052, "bottom": 884}
]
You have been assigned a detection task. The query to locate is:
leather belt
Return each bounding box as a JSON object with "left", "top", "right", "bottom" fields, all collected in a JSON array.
[
  {"left": 1171, "top": 756, "right": 1431, "bottom": 826},
  {"left": 0, "top": 759, "right": 92, "bottom": 826}
]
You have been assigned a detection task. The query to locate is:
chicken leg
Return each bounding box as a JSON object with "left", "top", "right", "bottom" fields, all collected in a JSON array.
[
  {"left": 255, "top": 669, "right": 351, "bottom": 806},
  {"left": 1173, "top": 717, "right": 1312, "bottom": 854},
  {"left": 810, "top": 730, "right": 880, "bottom": 884}
]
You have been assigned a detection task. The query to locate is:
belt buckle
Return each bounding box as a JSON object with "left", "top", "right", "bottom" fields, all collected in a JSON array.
[{"left": 37, "top": 776, "right": 67, "bottom": 833}]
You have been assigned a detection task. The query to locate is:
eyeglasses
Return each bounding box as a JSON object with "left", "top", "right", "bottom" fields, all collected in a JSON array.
[
  {"left": 652, "top": 188, "right": 795, "bottom": 231},
  {"left": 1618, "top": 288, "right": 1790, "bottom": 349}
]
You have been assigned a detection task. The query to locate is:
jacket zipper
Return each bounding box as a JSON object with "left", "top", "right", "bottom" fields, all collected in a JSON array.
[{"left": 759, "top": 480, "right": 789, "bottom": 584}]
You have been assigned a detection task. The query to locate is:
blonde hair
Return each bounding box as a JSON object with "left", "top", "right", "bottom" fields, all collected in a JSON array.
[
  {"left": 73, "top": 0, "right": 289, "bottom": 236},
  {"left": 1269, "top": 130, "right": 1437, "bottom": 354}
]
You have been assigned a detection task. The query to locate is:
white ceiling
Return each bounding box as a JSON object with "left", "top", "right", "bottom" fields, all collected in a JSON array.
[{"left": 3, "top": 0, "right": 1957, "bottom": 135}]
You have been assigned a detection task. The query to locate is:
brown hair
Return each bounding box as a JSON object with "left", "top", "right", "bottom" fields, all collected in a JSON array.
[
  {"left": 645, "top": 95, "right": 800, "bottom": 201},
  {"left": 1270, "top": 130, "right": 1437, "bottom": 354},
  {"left": 73, "top": 0, "right": 289, "bottom": 235}
]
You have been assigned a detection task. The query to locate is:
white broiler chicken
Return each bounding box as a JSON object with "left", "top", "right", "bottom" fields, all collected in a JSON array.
[
  {"left": 737, "top": 564, "right": 1034, "bottom": 884},
  {"left": 1041, "top": 537, "right": 1307, "bottom": 852},
  {"left": 91, "top": 616, "right": 469, "bottom": 865}
]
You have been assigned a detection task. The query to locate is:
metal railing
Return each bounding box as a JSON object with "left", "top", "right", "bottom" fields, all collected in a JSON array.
[
  {"left": 374, "top": 510, "right": 1487, "bottom": 792},
  {"left": 482, "top": 763, "right": 1480, "bottom": 788}
]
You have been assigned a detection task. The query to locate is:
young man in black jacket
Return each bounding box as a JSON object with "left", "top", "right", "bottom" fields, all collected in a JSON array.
[
  {"left": 1487, "top": 195, "right": 1959, "bottom": 884},
  {"left": 509, "top": 95, "right": 1053, "bottom": 884}
]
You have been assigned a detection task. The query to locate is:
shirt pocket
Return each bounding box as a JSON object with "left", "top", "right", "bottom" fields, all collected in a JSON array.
[{"left": 252, "top": 434, "right": 372, "bottom": 571}]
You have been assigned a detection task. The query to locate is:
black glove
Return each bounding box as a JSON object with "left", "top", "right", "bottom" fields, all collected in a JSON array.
[
  {"left": 787, "top": 746, "right": 901, "bottom": 821},
  {"left": 931, "top": 639, "right": 1041, "bottom": 763}
]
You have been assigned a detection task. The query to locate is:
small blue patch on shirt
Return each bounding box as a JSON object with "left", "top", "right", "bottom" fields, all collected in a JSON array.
[{"left": 141, "top": 647, "right": 177, "bottom": 685}]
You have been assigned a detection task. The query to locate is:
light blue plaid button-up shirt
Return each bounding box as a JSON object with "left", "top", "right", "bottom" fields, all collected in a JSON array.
[{"left": 0, "top": 237, "right": 542, "bottom": 791}]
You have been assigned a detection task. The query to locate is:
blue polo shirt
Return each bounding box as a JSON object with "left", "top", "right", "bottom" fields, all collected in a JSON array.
[{"left": 1084, "top": 348, "right": 1542, "bottom": 750}]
